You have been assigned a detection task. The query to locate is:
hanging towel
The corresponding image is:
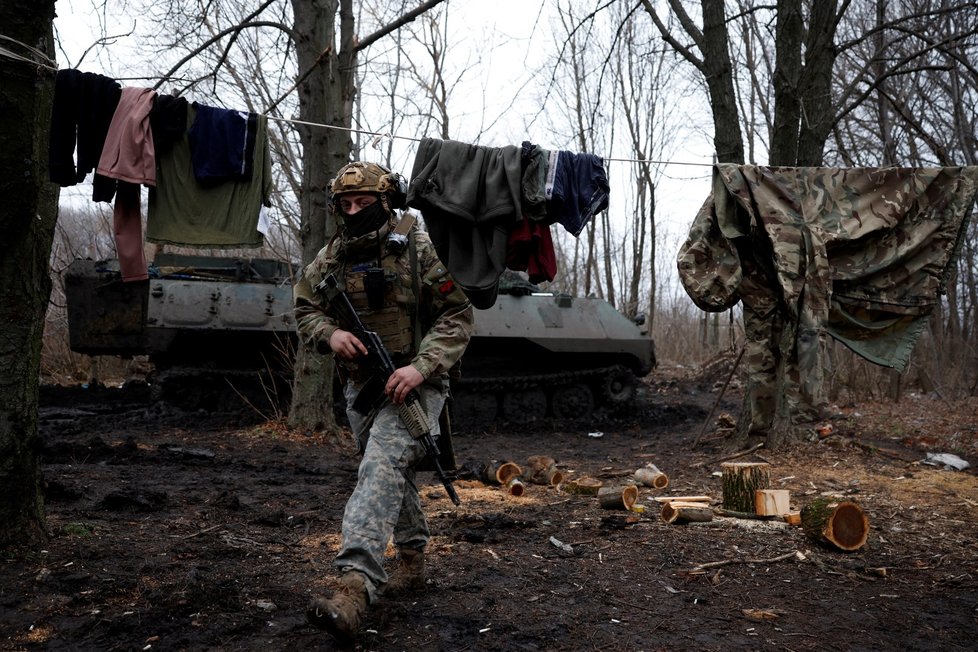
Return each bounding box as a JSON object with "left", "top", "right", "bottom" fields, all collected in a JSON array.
[
  {"left": 150, "top": 94, "right": 189, "bottom": 155},
  {"left": 520, "top": 141, "right": 550, "bottom": 220}
]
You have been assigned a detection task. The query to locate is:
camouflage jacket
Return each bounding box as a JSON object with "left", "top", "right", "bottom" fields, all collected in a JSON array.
[
  {"left": 294, "top": 216, "right": 474, "bottom": 384},
  {"left": 678, "top": 164, "right": 978, "bottom": 370}
]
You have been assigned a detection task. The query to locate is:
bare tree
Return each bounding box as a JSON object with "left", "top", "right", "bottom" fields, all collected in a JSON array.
[{"left": 0, "top": 0, "right": 59, "bottom": 548}]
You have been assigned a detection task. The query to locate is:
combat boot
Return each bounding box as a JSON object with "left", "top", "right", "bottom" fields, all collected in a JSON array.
[
  {"left": 306, "top": 571, "right": 369, "bottom": 642},
  {"left": 385, "top": 546, "right": 426, "bottom": 596}
]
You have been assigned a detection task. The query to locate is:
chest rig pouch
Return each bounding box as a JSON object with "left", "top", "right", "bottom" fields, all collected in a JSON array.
[{"left": 334, "top": 215, "right": 418, "bottom": 383}]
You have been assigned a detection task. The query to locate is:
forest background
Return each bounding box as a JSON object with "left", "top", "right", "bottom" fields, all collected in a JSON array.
[{"left": 43, "top": 0, "right": 978, "bottom": 407}]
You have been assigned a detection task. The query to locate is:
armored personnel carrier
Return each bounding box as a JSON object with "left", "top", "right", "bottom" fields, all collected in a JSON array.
[{"left": 64, "top": 256, "right": 655, "bottom": 421}]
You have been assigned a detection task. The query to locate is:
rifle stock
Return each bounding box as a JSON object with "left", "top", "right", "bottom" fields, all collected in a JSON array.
[{"left": 320, "top": 273, "right": 461, "bottom": 506}]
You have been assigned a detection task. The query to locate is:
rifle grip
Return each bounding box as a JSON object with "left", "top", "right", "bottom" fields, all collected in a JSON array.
[{"left": 398, "top": 398, "right": 432, "bottom": 444}]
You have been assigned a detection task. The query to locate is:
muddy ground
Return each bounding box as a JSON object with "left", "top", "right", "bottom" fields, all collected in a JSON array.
[{"left": 3, "top": 363, "right": 978, "bottom": 651}]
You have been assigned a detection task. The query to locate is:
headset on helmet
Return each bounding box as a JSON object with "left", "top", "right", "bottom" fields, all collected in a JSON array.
[{"left": 329, "top": 161, "right": 408, "bottom": 210}]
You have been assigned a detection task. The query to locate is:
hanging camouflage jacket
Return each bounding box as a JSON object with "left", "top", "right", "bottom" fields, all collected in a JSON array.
[{"left": 679, "top": 164, "right": 978, "bottom": 371}]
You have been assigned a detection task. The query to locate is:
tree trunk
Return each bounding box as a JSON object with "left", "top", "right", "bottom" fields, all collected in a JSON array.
[
  {"left": 525, "top": 455, "right": 563, "bottom": 486},
  {"left": 479, "top": 461, "right": 522, "bottom": 485},
  {"left": 700, "top": 0, "right": 745, "bottom": 164},
  {"left": 770, "top": 0, "right": 802, "bottom": 165},
  {"left": 287, "top": 0, "right": 355, "bottom": 432},
  {"left": 0, "top": 0, "right": 58, "bottom": 549},
  {"left": 795, "top": 0, "right": 838, "bottom": 167}
]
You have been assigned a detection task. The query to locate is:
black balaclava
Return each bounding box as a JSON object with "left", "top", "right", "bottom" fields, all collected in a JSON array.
[{"left": 343, "top": 200, "right": 391, "bottom": 239}]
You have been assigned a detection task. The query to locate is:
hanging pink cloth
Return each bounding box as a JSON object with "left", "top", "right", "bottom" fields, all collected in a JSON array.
[{"left": 97, "top": 87, "right": 156, "bottom": 282}]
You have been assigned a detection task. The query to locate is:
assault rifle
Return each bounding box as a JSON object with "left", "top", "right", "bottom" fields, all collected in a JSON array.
[{"left": 317, "top": 273, "right": 461, "bottom": 506}]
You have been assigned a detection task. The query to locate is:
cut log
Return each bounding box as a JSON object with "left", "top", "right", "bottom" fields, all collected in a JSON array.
[
  {"left": 800, "top": 498, "right": 869, "bottom": 552},
  {"left": 754, "top": 489, "right": 790, "bottom": 516},
  {"left": 504, "top": 476, "right": 525, "bottom": 497},
  {"left": 525, "top": 455, "right": 564, "bottom": 486},
  {"left": 597, "top": 484, "right": 638, "bottom": 510},
  {"left": 783, "top": 511, "right": 802, "bottom": 526},
  {"left": 721, "top": 462, "right": 771, "bottom": 513},
  {"left": 562, "top": 476, "right": 603, "bottom": 495},
  {"left": 479, "top": 461, "right": 522, "bottom": 485},
  {"left": 661, "top": 501, "right": 714, "bottom": 524},
  {"left": 634, "top": 464, "right": 669, "bottom": 489},
  {"left": 652, "top": 495, "right": 711, "bottom": 504}
]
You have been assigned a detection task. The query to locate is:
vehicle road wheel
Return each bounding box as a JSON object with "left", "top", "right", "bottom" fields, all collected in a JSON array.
[
  {"left": 501, "top": 388, "right": 548, "bottom": 421},
  {"left": 602, "top": 367, "right": 637, "bottom": 406},
  {"left": 551, "top": 383, "right": 594, "bottom": 419},
  {"left": 453, "top": 390, "right": 498, "bottom": 427}
]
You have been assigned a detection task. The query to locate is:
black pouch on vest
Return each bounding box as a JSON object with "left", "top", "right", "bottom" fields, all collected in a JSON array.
[{"left": 364, "top": 267, "right": 386, "bottom": 310}]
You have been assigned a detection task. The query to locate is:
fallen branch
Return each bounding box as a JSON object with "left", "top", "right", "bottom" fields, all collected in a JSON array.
[
  {"left": 182, "top": 524, "right": 222, "bottom": 539},
  {"left": 689, "top": 550, "right": 806, "bottom": 573},
  {"left": 653, "top": 495, "right": 711, "bottom": 504},
  {"left": 716, "top": 508, "right": 779, "bottom": 521},
  {"left": 692, "top": 345, "right": 745, "bottom": 449}
]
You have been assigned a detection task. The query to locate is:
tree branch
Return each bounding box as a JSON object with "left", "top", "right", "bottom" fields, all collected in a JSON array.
[
  {"left": 267, "top": 0, "right": 450, "bottom": 114},
  {"left": 640, "top": 0, "right": 704, "bottom": 71},
  {"left": 265, "top": 44, "right": 333, "bottom": 114},
  {"left": 153, "top": 20, "right": 297, "bottom": 91},
  {"left": 835, "top": 2, "right": 975, "bottom": 53},
  {"left": 355, "top": 0, "right": 450, "bottom": 53},
  {"left": 834, "top": 31, "right": 972, "bottom": 126},
  {"left": 666, "top": 0, "right": 704, "bottom": 44}
]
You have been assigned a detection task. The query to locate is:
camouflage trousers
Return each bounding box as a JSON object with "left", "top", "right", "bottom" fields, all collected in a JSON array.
[
  {"left": 334, "top": 379, "right": 447, "bottom": 603},
  {"left": 743, "top": 305, "right": 781, "bottom": 436},
  {"left": 744, "top": 305, "right": 828, "bottom": 435}
]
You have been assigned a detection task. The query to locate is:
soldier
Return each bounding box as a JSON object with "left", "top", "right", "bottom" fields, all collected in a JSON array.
[{"left": 293, "top": 161, "right": 474, "bottom": 641}]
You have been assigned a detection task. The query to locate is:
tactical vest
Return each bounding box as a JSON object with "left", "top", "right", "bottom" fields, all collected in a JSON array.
[{"left": 328, "top": 216, "right": 421, "bottom": 383}]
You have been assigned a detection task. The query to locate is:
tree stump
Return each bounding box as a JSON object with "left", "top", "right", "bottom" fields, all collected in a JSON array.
[
  {"left": 562, "top": 476, "right": 603, "bottom": 495},
  {"left": 721, "top": 462, "right": 770, "bottom": 513},
  {"left": 597, "top": 484, "right": 638, "bottom": 510},
  {"left": 801, "top": 498, "right": 869, "bottom": 551},
  {"left": 525, "top": 455, "right": 563, "bottom": 486},
  {"left": 660, "top": 501, "right": 714, "bottom": 524},
  {"left": 634, "top": 464, "right": 669, "bottom": 489}
]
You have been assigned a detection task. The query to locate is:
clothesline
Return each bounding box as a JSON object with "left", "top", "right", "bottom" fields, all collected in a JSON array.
[
  {"left": 0, "top": 34, "right": 58, "bottom": 71},
  {"left": 0, "top": 36, "right": 714, "bottom": 169},
  {"left": 264, "top": 115, "right": 714, "bottom": 168}
]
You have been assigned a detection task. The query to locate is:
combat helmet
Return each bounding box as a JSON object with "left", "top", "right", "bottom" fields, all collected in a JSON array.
[{"left": 329, "top": 161, "right": 407, "bottom": 210}]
